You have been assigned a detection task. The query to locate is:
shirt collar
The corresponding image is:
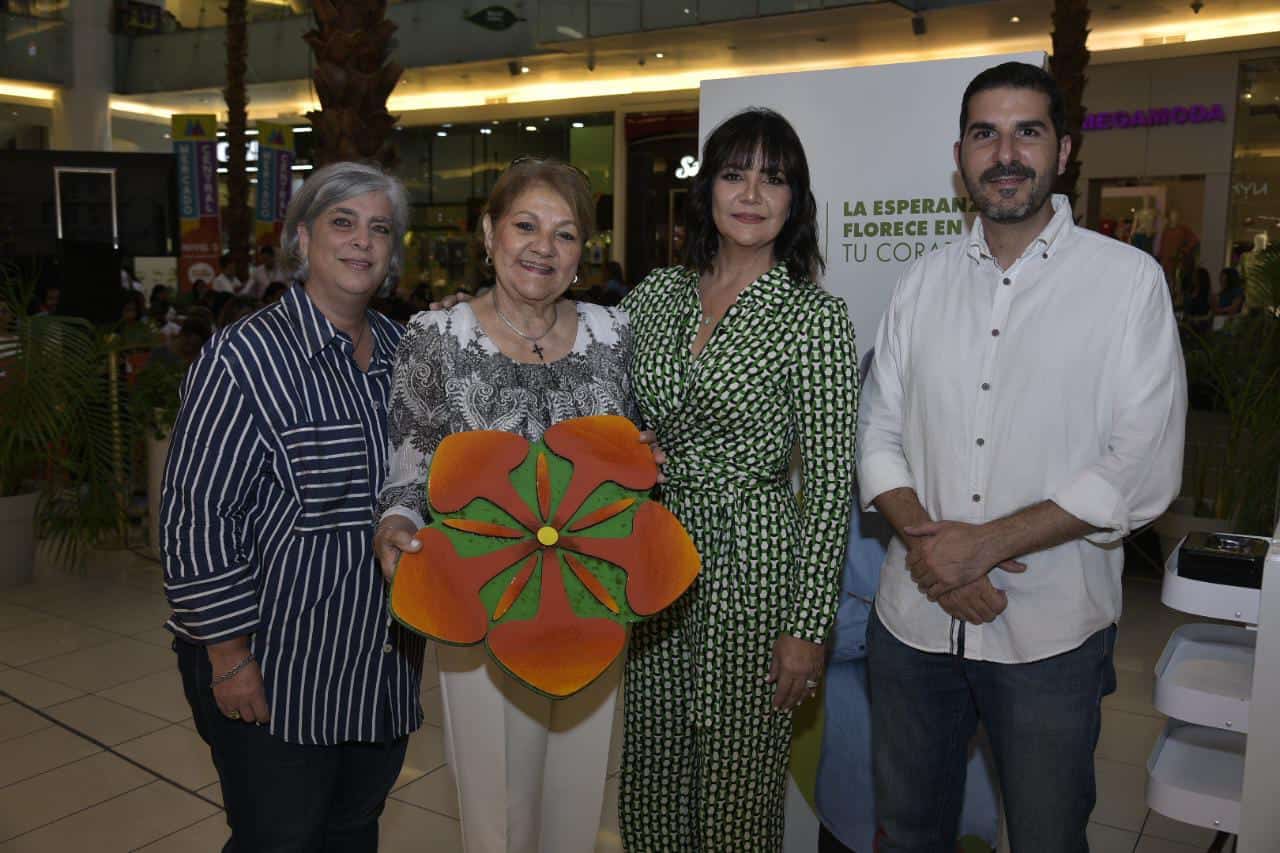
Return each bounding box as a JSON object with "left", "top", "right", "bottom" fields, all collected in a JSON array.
[
  {"left": 283, "top": 283, "right": 387, "bottom": 368},
  {"left": 967, "top": 193, "right": 1075, "bottom": 264}
]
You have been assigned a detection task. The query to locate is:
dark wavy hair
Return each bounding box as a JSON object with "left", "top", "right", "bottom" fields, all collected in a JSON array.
[
  {"left": 960, "top": 62, "right": 1067, "bottom": 141},
  {"left": 683, "top": 108, "right": 824, "bottom": 284}
]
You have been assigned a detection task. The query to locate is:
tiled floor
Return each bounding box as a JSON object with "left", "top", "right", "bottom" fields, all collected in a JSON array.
[{"left": 0, "top": 547, "right": 1223, "bottom": 852}]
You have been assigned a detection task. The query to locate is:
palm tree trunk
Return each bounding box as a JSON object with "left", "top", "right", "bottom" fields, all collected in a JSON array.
[
  {"left": 1050, "top": 0, "right": 1091, "bottom": 211},
  {"left": 304, "top": 0, "right": 402, "bottom": 168},
  {"left": 224, "top": 0, "right": 251, "bottom": 280}
]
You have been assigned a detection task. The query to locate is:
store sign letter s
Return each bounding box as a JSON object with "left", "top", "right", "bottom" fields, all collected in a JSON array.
[{"left": 675, "top": 156, "right": 701, "bottom": 180}]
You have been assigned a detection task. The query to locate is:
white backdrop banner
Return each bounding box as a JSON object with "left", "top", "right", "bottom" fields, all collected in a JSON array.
[
  {"left": 699, "top": 51, "right": 1045, "bottom": 353},
  {"left": 697, "top": 50, "right": 1044, "bottom": 851}
]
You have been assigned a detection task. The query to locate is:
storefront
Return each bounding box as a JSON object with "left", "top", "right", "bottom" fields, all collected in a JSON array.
[{"left": 1080, "top": 48, "right": 1279, "bottom": 307}]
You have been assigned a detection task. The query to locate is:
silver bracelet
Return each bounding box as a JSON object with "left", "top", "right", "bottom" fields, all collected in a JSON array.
[{"left": 211, "top": 652, "right": 255, "bottom": 686}]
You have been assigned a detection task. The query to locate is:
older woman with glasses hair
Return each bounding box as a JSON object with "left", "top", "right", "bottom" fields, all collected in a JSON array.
[
  {"left": 374, "top": 156, "right": 642, "bottom": 853},
  {"left": 162, "top": 161, "right": 425, "bottom": 852}
]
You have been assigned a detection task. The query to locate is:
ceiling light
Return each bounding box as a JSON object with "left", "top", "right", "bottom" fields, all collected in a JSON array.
[
  {"left": 437, "top": 130, "right": 447, "bottom": 136},
  {"left": 216, "top": 131, "right": 226, "bottom": 138},
  {"left": 480, "top": 127, "right": 492, "bottom": 135},
  {"left": 443, "top": 123, "right": 452, "bottom": 128},
  {"left": 572, "top": 121, "right": 585, "bottom": 128},
  {"left": 492, "top": 120, "right": 499, "bottom": 125},
  {"left": 521, "top": 65, "right": 531, "bottom": 74},
  {"left": 525, "top": 125, "right": 538, "bottom": 132},
  {"left": 292, "top": 164, "right": 314, "bottom": 171},
  {"left": 655, "top": 52, "right": 665, "bottom": 59},
  {"left": 1243, "top": 91, "right": 1253, "bottom": 100},
  {"left": 543, "top": 116, "right": 550, "bottom": 122},
  {"left": 292, "top": 126, "right": 312, "bottom": 133},
  {"left": 1010, "top": 16, "right": 1021, "bottom": 23}
]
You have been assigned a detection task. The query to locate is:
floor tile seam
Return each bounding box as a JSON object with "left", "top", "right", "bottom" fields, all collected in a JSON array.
[
  {"left": 0, "top": 779, "right": 210, "bottom": 849},
  {"left": 387, "top": 796, "right": 461, "bottom": 822},
  {"left": 0, "top": 746, "right": 106, "bottom": 794},
  {"left": 0, "top": 689, "right": 222, "bottom": 811},
  {"left": 0, "top": 624, "right": 143, "bottom": 669},
  {"left": 0, "top": 718, "right": 55, "bottom": 746},
  {"left": 15, "top": 653, "right": 178, "bottom": 694},
  {"left": 0, "top": 769, "right": 157, "bottom": 843},
  {"left": 128, "top": 811, "right": 228, "bottom": 852},
  {"left": 69, "top": 690, "right": 180, "bottom": 729}
]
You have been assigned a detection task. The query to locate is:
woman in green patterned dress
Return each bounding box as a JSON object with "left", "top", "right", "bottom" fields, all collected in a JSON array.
[{"left": 620, "top": 108, "right": 859, "bottom": 851}]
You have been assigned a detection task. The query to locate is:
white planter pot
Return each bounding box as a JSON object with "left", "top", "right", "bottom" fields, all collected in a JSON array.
[
  {"left": 0, "top": 491, "right": 40, "bottom": 587},
  {"left": 146, "top": 431, "right": 172, "bottom": 560}
]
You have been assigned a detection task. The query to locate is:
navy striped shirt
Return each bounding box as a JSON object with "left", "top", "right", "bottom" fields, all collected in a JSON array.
[{"left": 161, "top": 284, "right": 424, "bottom": 746}]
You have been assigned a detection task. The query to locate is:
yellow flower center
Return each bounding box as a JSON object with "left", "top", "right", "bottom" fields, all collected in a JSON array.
[{"left": 536, "top": 526, "right": 560, "bottom": 547}]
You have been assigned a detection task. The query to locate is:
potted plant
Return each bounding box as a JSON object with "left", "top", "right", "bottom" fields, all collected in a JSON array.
[
  {"left": 1166, "top": 246, "right": 1280, "bottom": 543},
  {"left": 0, "top": 264, "right": 124, "bottom": 583},
  {"left": 127, "top": 353, "right": 187, "bottom": 557}
]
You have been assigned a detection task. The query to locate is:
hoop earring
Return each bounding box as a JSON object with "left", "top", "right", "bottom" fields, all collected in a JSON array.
[
  {"left": 572, "top": 273, "right": 579, "bottom": 285},
  {"left": 484, "top": 253, "right": 493, "bottom": 267}
]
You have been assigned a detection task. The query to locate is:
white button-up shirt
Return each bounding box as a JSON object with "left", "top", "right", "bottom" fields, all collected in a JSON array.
[{"left": 857, "top": 195, "right": 1187, "bottom": 663}]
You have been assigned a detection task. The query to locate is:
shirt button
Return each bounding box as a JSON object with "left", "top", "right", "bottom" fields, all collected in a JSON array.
[
  {"left": 1042, "top": 252, "right": 1049, "bottom": 259},
  {"left": 383, "top": 643, "right": 393, "bottom": 654},
  {"left": 981, "top": 382, "right": 990, "bottom": 391},
  {"left": 976, "top": 438, "right": 985, "bottom": 446},
  {"left": 972, "top": 494, "right": 982, "bottom": 502},
  {"left": 1002, "top": 277, "right": 1011, "bottom": 286},
  {"left": 991, "top": 329, "right": 1000, "bottom": 337}
]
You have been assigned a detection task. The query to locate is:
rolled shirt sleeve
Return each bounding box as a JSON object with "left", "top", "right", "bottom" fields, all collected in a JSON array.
[
  {"left": 785, "top": 296, "right": 860, "bottom": 643},
  {"left": 161, "top": 345, "right": 267, "bottom": 644},
  {"left": 1051, "top": 258, "right": 1187, "bottom": 543},
  {"left": 856, "top": 264, "right": 918, "bottom": 509}
]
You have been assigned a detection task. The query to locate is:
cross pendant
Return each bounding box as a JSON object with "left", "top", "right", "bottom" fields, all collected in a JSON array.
[{"left": 532, "top": 342, "right": 545, "bottom": 360}]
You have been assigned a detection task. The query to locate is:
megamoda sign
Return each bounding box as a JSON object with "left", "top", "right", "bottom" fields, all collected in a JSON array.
[{"left": 1083, "top": 103, "right": 1226, "bottom": 131}]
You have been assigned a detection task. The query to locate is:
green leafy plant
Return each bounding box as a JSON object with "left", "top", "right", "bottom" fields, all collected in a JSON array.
[
  {"left": 0, "top": 263, "right": 128, "bottom": 564},
  {"left": 1183, "top": 245, "right": 1280, "bottom": 534},
  {"left": 127, "top": 354, "right": 187, "bottom": 440}
]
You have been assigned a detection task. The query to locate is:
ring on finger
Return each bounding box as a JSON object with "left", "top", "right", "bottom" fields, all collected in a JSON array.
[
  {"left": 804, "top": 678, "right": 820, "bottom": 689},
  {"left": 227, "top": 710, "right": 241, "bottom": 721}
]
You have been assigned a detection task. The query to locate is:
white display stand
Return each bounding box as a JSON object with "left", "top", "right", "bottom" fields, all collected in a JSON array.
[{"left": 1148, "top": 531, "right": 1280, "bottom": 851}]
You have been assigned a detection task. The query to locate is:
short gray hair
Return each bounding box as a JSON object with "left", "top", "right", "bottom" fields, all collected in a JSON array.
[{"left": 282, "top": 161, "right": 410, "bottom": 284}]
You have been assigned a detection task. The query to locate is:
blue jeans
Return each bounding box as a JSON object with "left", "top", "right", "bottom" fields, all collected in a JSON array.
[{"left": 867, "top": 608, "right": 1117, "bottom": 853}]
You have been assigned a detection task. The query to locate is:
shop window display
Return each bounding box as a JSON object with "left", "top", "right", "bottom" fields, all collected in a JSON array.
[{"left": 1229, "top": 56, "right": 1280, "bottom": 312}]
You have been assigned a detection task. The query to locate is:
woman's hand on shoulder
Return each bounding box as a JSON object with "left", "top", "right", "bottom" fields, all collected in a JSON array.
[
  {"left": 428, "top": 290, "right": 478, "bottom": 311},
  {"left": 373, "top": 515, "right": 422, "bottom": 583}
]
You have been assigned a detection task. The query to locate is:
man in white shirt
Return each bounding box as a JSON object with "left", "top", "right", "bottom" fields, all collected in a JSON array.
[
  {"left": 211, "top": 252, "right": 245, "bottom": 296},
  {"left": 857, "top": 62, "right": 1186, "bottom": 852},
  {"left": 249, "top": 245, "right": 285, "bottom": 301}
]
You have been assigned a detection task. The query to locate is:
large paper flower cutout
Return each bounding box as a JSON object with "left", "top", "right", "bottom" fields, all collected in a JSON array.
[{"left": 390, "top": 415, "right": 700, "bottom": 698}]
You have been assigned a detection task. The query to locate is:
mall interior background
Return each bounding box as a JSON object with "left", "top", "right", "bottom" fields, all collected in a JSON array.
[{"left": 1, "top": 1, "right": 1280, "bottom": 851}]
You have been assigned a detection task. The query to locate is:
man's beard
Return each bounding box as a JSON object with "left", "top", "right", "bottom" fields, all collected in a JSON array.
[{"left": 962, "top": 162, "right": 1053, "bottom": 224}]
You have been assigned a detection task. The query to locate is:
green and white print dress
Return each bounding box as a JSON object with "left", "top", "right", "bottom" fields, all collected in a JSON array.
[{"left": 619, "top": 263, "right": 859, "bottom": 852}]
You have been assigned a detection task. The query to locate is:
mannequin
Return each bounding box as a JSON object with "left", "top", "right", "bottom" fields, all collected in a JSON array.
[
  {"left": 1243, "top": 232, "right": 1272, "bottom": 309},
  {"left": 1130, "top": 197, "right": 1158, "bottom": 255},
  {"left": 1159, "top": 208, "right": 1199, "bottom": 297}
]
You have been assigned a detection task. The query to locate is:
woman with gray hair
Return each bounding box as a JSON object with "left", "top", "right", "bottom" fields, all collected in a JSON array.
[{"left": 161, "top": 161, "right": 424, "bottom": 851}]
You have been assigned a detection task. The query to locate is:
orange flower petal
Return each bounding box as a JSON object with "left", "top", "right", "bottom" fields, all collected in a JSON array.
[
  {"left": 442, "top": 518, "right": 527, "bottom": 539},
  {"left": 567, "top": 497, "right": 636, "bottom": 533},
  {"left": 429, "top": 431, "right": 537, "bottom": 529},
  {"left": 391, "top": 527, "right": 538, "bottom": 644},
  {"left": 536, "top": 451, "right": 551, "bottom": 522},
  {"left": 487, "top": 551, "right": 626, "bottom": 697},
  {"left": 543, "top": 416, "right": 657, "bottom": 527},
  {"left": 493, "top": 552, "right": 539, "bottom": 621},
  {"left": 563, "top": 551, "right": 621, "bottom": 615},
  {"left": 562, "top": 501, "right": 699, "bottom": 616}
]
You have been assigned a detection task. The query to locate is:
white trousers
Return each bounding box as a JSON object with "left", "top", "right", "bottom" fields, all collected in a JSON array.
[{"left": 437, "top": 644, "right": 620, "bottom": 853}]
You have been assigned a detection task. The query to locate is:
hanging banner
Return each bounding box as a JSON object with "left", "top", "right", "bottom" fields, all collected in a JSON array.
[
  {"left": 172, "top": 114, "right": 221, "bottom": 292},
  {"left": 254, "top": 121, "right": 295, "bottom": 250}
]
